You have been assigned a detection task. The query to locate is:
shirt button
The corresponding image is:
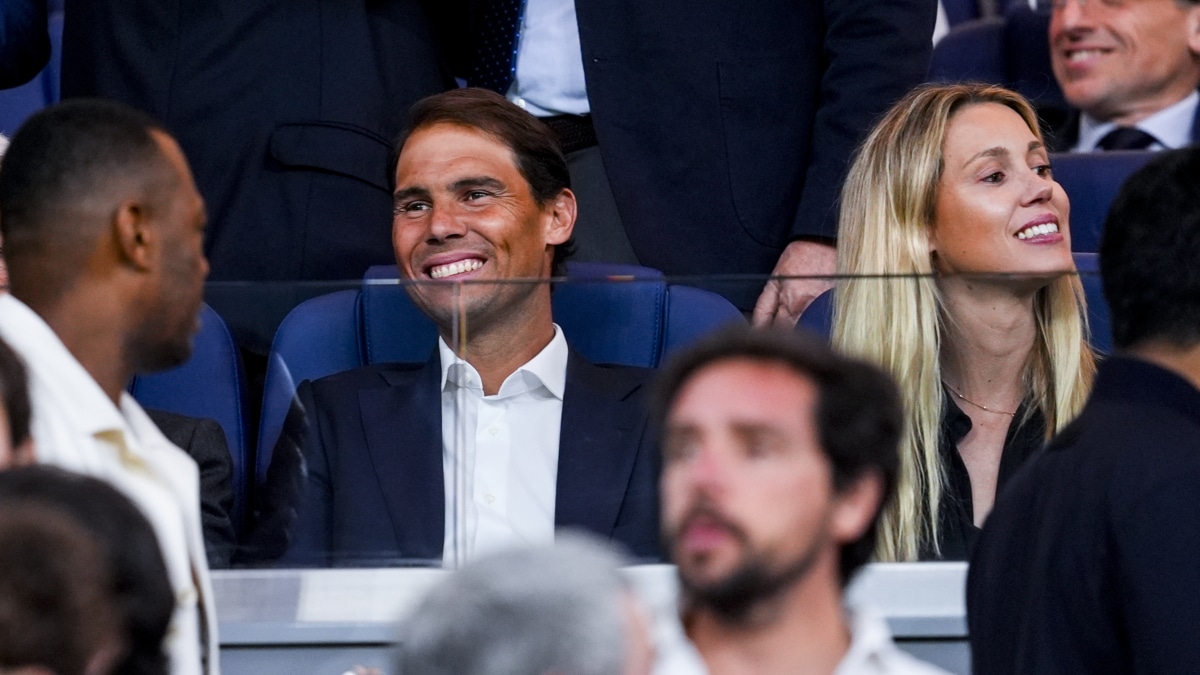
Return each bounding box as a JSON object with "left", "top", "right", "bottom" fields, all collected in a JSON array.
[
  {"left": 485, "top": 493, "right": 496, "bottom": 504},
  {"left": 488, "top": 426, "right": 499, "bottom": 436}
]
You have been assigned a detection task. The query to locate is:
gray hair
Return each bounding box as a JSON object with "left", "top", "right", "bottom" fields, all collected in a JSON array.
[{"left": 394, "top": 535, "right": 632, "bottom": 675}]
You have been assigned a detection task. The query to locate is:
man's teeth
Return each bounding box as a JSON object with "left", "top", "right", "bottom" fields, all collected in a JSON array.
[
  {"left": 430, "top": 259, "right": 484, "bottom": 279},
  {"left": 1067, "top": 49, "right": 1104, "bottom": 63},
  {"left": 1017, "top": 223, "right": 1060, "bottom": 240}
]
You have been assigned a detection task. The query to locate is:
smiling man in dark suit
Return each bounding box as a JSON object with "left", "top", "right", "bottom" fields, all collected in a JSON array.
[{"left": 279, "top": 88, "right": 660, "bottom": 567}]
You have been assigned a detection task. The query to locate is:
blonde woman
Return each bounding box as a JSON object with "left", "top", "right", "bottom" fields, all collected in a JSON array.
[{"left": 834, "top": 83, "right": 1095, "bottom": 561}]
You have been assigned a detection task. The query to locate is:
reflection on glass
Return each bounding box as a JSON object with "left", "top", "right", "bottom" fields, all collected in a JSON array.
[{"left": 136, "top": 269, "right": 1108, "bottom": 571}]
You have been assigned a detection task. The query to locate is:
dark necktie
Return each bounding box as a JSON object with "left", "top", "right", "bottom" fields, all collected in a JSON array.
[
  {"left": 468, "top": 0, "right": 526, "bottom": 94},
  {"left": 1096, "top": 127, "right": 1158, "bottom": 151}
]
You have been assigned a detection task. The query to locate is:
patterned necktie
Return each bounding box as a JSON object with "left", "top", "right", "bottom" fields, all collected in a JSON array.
[
  {"left": 1096, "top": 127, "right": 1158, "bottom": 151},
  {"left": 468, "top": 0, "right": 526, "bottom": 94}
]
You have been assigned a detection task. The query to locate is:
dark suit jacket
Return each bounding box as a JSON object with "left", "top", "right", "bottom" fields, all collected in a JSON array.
[
  {"left": 54, "top": 0, "right": 452, "bottom": 285},
  {"left": 968, "top": 358, "right": 1200, "bottom": 674},
  {"left": 1047, "top": 94, "right": 1200, "bottom": 151},
  {"left": 145, "top": 408, "right": 237, "bottom": 569},
  {"left": 452, "top": 0, "right": 934, "bottom": 308},
  {"left": 0, "top": 0, "right": 49, "bottom": 87},
  {"left": 274, "top": 348, "right": 661, "bottom": 566}
]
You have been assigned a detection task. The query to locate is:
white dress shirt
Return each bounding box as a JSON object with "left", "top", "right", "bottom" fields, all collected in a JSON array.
[
  {"left": 0, "top": 294, "right": 218, "bottom": 675},
  {"left": 439, "top": 324, "right": 568, "bottom": 566},
  {"left": 1074, "top": 90, "right": 1199, "bottom": 152},
  {"left": 509, "top": 0, "right": 590, "bottom": 117},
  {"left": 653, "top": 606, "right": 951, "bottom": 675}
]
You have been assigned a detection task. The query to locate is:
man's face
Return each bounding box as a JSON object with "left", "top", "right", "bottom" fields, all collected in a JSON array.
[
  {"left": 134, "top": 132, "right": 209, "bottom": 372},
  {"left": 661, "top": 359, "right": 860, "bottom": 616},
  {"left": 391, "top": 123, "right": 574, "bottom": 333},
  {"left": 1050, "top": 0, "right": 1200, "bottom": 125}
]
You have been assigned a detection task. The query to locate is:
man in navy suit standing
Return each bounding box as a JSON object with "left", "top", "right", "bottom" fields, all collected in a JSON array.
[
  {"left": 453, "top": 0, "right": 935, "bottom": 325},
  {"left": 274, "top": 89, "right": 660, "bottom": 567}
]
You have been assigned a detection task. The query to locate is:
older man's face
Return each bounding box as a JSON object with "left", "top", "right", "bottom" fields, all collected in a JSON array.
[
  {"left": 391, "top": 123, "right": 574, "bottom": 332},
  {"left": 1050, "top": 0, "right": 1200, "bottom": 125}
]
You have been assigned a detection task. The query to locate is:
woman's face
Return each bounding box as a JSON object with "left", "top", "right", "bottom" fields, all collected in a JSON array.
[{"left": 930, "top": 103, "right": 1074, "bottom": 281}]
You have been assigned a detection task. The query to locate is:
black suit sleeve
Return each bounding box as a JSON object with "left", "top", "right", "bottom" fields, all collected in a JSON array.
[
  {"left": 145, "top": 408, "right": 237, "bottom": 569},
  {"left": 791, "top": 0, "right": 936, "bottom": 240},
  {"left": 242, "top": 381, "right": 333, "bottom": 567},
  {"left": 0, "top": 0, "right": 50, "bottom": 88}
]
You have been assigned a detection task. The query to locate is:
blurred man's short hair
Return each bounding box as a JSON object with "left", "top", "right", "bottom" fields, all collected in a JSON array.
[
  {"left": 0, "top": 505, "right": 123, "bottom": 675},
  {"left": 1101, "top": 148, "right": 1200, "bottom": 349},
  {"left": 394, "top": 535, "right": 649, "bottom": 675}
]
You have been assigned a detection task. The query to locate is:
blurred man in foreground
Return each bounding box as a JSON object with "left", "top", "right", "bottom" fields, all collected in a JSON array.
[{"left": 654, "top": 327, "right": 948, "bottom": 674}]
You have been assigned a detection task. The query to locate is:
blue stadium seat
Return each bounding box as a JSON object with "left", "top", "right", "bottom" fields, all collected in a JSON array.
[
  {"left": 1073, "top": 252, "right": 1111, "bottom": 356},
  {"left": 128, "top": 303, "right": 250, "bottom": 531},
  {"left": 1051, "top": 150, "right": 1155, "bottom": 252},
  {"left": 942, "top": 0, "right": 983, "bottom": 27},
  {"left": 0, "top": 10, "right": 63, "bottom": 136},
  {"left": 256, "top": 262, "right": 745, "bottom": 485},
  {"left": 928, "top": 6, "right": 1067, "bottom": 125},
  {"left": 929, "top": 17, "right": 1006, "bottom": 85}
]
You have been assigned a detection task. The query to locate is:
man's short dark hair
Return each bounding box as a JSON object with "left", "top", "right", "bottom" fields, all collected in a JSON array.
[
  {"left": 0, "top": 99, "right": 173, "bottom": 294},
  {"left": 0, "top": 505, "right": 119, "bottom": 675},
  {"left": 0, "top": 337, "right": 30, "bottom": 451},
  {"left": 394, "top": 88, "right": 576, "bottom": 277},
  {"left": 0, "top": 466, "right": 174, "bottom": 675},
  {"left": 1100, "top": 148, "right": 1200, "bottom": 350},
  {"left": 653, "top": 326, "right": 903, "bottom": 584}
]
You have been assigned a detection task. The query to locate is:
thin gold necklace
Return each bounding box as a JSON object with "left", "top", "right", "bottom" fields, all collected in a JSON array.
[{"left": 944, "top": 382, "right": 1017, "bottom": 417}]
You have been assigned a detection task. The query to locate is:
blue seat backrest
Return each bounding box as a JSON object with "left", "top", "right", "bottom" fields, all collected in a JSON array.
[
  {"left": 257, "top": 263, "right": 743, "bottom": 485},
  {"left": 1073, "top": 252, "right": 1111, "bottom": 356},
  {"left": 1002, "top": 5, "right": 1066, "bottom": 116},
  {"left": 929, "top": 17, "right": 1005, "bottom": 85},
  {"left": 942, "top": 0, "right": 982, "bottom": 26},
  {"left": 795, "top": 288, "right": 835, "bottom": 342},
  {"left": 0, "top": 10, "right": 63, "bottom": 136},
  {"left": 128, "top": 303, "right": 250, "bottom": 530},
  {"left": 1051, "top": 151, "right": 1155, "bottom": 252}
]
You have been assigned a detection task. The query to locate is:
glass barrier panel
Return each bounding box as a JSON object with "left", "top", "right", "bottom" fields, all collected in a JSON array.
[{"left": 185, "top": 266, "right": 1107, "bottom": 571}]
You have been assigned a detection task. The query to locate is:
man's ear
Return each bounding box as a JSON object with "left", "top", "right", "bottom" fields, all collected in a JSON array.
[
  {"left": 1187, "top": 4, "right": 1200, "bottom": 56},
  {"left": 112, "top": 199, "right": 155, "bottom": 271},
  {"left": 543, "top": 188, "right": 577, "bottom": 246},
  {"left": 829, "top": 469, "right": 885, "bottom": 545}
]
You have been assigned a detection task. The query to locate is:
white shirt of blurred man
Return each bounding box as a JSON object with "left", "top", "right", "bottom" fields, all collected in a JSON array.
[
  {"left": 654, "top": 332, "right": 949, "bottom": 675},
  {"left": 1049, "top": 0, "right": 1200, "bottom": 151}
]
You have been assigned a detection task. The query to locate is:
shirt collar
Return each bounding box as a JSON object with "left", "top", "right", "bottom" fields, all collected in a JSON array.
[
  {"left": 0, "top": 294, "right": 128, "bottom": 439},
  {"left": 1076, "top": 90, "right": 1199, "bottom": 152},
  {"left": 437, "top": 323, "right": 568, "bottom": 400},
  {"left": 836, "top": 609, "right": 896, "bottom": 672}
]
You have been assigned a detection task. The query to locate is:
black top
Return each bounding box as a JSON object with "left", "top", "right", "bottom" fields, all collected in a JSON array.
[
  {"left": 922, "top": 393, "right": 1045, "bottom": 561},
  {"left": 968, "top": 357, "right": 1200, "bottom": 674}
]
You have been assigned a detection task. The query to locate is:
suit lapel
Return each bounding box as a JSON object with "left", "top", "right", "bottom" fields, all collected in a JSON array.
[
  {"left": 358, "top": 352, "right": 445, "bottom": 560},
  {"left": 555, "top": 349, "right": 643, "bottom": 538}
]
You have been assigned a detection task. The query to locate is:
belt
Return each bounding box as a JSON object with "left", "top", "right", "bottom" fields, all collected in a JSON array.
[{"left": 541, "top": 114, "right": 598, "bottom": 154}]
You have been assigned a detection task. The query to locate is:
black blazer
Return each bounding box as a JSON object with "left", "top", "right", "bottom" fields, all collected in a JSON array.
[
  {"left": 55, "top": 0, "right": 453, "bottom": 284},
  {"left": 0, "top": 0, "right": 49, "bottom": 87},
  {"left": 272, "top": 348, "right": 661, "bottom": 566},
  {"left": 145, "top": 408, "right": 237, "bottom": 569},
  {"left": 452, "top": 0, "right": 934, "bottom": 308}
]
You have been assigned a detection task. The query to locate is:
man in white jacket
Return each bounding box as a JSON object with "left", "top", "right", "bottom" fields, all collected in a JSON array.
[{"left": 0, "top": 99, "right": 217, "bottom": 675}]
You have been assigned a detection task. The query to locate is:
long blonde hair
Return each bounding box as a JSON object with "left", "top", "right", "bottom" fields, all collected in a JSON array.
[{"left": 832, "top": 83, "right": 1095, "bottom": 561}]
